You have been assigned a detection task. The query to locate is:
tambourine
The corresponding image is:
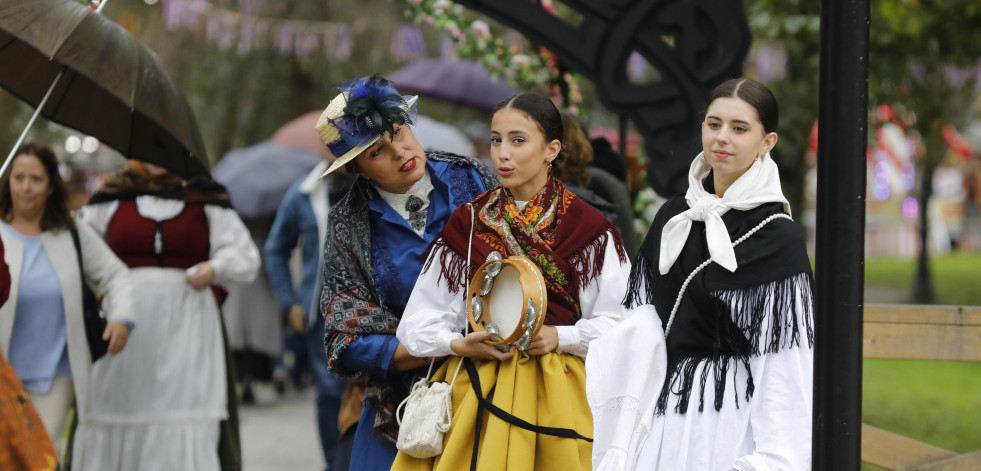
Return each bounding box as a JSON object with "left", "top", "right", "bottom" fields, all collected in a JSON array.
[{"left": 466, "top": 251, "right": 547, "bottom": 352}]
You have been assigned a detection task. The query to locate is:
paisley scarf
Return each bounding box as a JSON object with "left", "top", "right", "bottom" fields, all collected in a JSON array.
[{"left": 425, "top": 176, "right": 626, "bottom": 326}]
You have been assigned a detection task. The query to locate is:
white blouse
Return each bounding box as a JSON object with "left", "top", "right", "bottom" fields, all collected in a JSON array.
[
  {"left": 397, "top": 231, "right": 629, "bottom": 359},
  {"left": 77, "top": 196, "right": 260, "bottom": 285},
  {"left": 587, "top": 279, "right": 814, "bottom": 471}
]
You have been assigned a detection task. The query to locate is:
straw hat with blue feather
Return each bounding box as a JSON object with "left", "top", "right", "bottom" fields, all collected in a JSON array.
[{"left": 315, "top": 75, "right": 418, "bottom": 179}]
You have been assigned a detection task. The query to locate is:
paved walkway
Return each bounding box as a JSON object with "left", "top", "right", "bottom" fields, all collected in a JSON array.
[{"left": 240, "top": 387, "right": 325, "bottom": 471}]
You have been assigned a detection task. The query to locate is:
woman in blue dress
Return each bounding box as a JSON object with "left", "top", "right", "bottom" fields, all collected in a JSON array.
[{"left": 316, "top": 75, "right": 496, "bottom": 470}]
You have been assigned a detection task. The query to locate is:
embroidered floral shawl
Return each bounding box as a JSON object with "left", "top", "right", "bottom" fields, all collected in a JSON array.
[{"left": 424, "top": 175, "right": 627, "bottom": 327}]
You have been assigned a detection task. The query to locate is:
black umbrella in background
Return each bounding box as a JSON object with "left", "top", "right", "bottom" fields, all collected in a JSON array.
[{"left": 0, "top": 0, "right": 209, "bottom": 178}]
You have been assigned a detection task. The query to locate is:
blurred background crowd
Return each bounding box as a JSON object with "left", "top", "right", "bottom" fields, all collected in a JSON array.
[{"left": 1, "top": 0, "right": 980, "bottom": 469}]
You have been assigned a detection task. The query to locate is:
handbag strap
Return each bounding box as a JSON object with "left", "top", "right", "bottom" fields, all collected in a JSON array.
[
  {"left": 435, "top": 203, "right": 477, "bottom": 388},
  {"left": 465, "top": 357, "right": 590, "bottom": 471},
  {"left": 409, "top": 204, "right": 479, "bottom": 382},
  {"left": 69, "top": 226, "right": 86, "bottom": 289},
  {"left": 663, "top": 213, "right": 792, "bottom": 338},
  {"left": 395, "top": 206, "right": 478, "bottom": 430}
]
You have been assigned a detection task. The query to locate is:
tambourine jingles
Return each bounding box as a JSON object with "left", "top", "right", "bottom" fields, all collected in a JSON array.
[{"left": 466, "top": 251, "right": 547, "bottom": 352}]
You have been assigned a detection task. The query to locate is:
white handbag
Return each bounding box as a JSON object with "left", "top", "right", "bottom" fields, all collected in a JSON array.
[
  {"left": 395, "top": 358, "right": 463, "bottom": 458},
  {"left": 394, "top": 204, "right": 474, "bottom": 458}
]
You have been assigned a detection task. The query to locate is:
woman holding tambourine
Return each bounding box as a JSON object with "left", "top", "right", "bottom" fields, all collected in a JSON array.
[{"left": 394, "top": 93, "right": 629, "bottom": 471}]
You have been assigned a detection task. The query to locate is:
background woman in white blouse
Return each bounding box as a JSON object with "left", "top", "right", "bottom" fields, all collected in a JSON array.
[
  {"left": 72, "top": 160, "right": 260, "bottom": 471},
  {"left": 0, "top": 142, "right": 134, "bottom": 455}
]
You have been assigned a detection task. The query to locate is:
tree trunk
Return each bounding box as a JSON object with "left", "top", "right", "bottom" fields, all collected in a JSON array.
[
  {"left": 913, "top": 175, "right": 934, "bottom": 302},
  {"left": 913, "top": 134, "right": 944, "bottom": 303}
]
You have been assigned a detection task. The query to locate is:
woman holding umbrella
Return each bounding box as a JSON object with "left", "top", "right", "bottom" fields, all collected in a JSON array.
[
  {"left": 391, "top": 93, "right": 630, "bottom": 470},
  {"left": 318, "top": 74, "right": 496, "bottom": 471}
]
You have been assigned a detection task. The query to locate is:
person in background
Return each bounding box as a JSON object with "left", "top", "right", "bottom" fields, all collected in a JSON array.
[
  {"left": 224, "top": 211, "right": 285, "bottom": 404},
  {"left": 586, "top": 135, "right": 640, "bottom": 256},
  {"left": 318, "top": 74, "right": 496, "bottom": 471},
  {"left": 588, "top": 78, "right": 814, "bottom": 470},
  {"left": 265, "top": 152, "right": 353, "bottom": 470},
  {"left": 589, "top": 137, "right": 628, "bottom": 184},
  {"left": 553, "top": 110, "right": 622, "bottom": 224},
  {"left": 73, "top": 160, "right": 260, "bottom": 471},
  {"left": 0, "top": 224, "right": 59, "bottom": 471},
  {"left": 0, "top": 142, "right": 134, "bottom": 455}
]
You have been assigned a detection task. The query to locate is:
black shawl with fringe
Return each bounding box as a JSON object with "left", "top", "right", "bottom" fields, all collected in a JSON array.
[{"left": 625, "top": 185, "right": 814, "bottom": 415}]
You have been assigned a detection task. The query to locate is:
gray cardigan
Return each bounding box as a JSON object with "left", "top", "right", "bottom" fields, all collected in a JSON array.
[{"left": 0, "top": 221, "right": 134, "bottom": 421}]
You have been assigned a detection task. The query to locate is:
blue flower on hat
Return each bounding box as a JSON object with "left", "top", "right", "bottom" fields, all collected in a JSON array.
[{"left": 330, "top": 75, "right": 416, "bottom": 149}]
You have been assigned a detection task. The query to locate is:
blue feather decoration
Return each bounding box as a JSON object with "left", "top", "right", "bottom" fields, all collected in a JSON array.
[{"left": 339, "top": 75, "right": 413, "bottom": 144}]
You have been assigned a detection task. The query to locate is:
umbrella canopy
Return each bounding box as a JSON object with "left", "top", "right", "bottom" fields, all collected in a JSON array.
[
  {"left": 0, "top": 0, "right": 209, "bottom": 178},
  {"left": 412, "top": 115, "right": 473, "bottom": 156},
  {"left": 388, "top": 59, "right": 520, "bottom": 112},
  {"left": 270, "top": 110, "right": 331, "bottom": 159},
  {"left": 212, "top": 142, "right": 321, "bottom": 218}
]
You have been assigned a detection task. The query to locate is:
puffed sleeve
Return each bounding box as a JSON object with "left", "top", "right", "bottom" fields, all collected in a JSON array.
[
  {"left": 554, "top": 231, "right": 630, "bottom": 358},
  {"left": 203, "top": 205, "right": 260, "bottom": 285},
  {"left": 396, "top": 245, "right": 468, "bottom": 358},
  {"left": 586, "top": 303, "right": 665, "bottom": 471},
  {"left": 76, "top": 222, "right": 135, "bottom": 324},
  {"left": 76, "top": 200, "right": 120, "bottom": 238}
]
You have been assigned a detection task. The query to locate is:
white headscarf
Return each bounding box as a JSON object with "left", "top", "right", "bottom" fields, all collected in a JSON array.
[{"left": 658, "top": 152, "right": 790, "bottom": 274}]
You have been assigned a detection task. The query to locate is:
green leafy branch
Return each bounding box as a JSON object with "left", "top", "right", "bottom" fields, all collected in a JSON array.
[{"left": 398, "top": 0, "right": 583, "bottom": 112}]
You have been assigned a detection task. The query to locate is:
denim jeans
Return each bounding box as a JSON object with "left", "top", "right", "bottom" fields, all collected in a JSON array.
[{"left": 308, "top": 315, "right": 345, "bottom": 469}]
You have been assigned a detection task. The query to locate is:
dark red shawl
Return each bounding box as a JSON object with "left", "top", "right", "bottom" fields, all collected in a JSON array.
[{"left": 424, "top": 176, "right": 626, "bottom": 326}]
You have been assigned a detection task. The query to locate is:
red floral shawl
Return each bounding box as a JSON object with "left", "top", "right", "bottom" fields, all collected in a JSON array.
[{"left": 424, "top": 176, "right": 626, "bottom": 326}]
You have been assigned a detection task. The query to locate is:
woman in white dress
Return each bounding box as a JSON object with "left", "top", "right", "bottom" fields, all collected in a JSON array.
[
  {"left": 587, "top": 78, "right": 815, "bottom": 470},
  {"left": 72, "top": 161, "right": 260, "bottom": 471}
]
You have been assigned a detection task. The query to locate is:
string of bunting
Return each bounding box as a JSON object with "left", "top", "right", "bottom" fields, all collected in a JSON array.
[{"left": 159, "top": 0, "right": 427, "bottom": 60}]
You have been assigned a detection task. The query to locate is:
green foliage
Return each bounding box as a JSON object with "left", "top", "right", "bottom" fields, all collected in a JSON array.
[
  {"left": 399, "top": 0, "right": 549, "bottom": 86},
  {"left": 865, "top": 253, "right": 981, "bottom": 462},
  {"left": 750, "top": 0, "right": 981, "bottom": 302},
  {"left": 395, "top": 0, "right": 582, "bottom": 112},
  {"left": 744, "top": 1, "right": 821, "bottom": 215},
  {"left": 865, "top": 252, "right": 981, "bottom": 305}
]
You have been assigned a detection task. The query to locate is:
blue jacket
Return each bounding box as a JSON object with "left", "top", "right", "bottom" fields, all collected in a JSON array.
[{"left": 265, "top": 161, "right": 335, "bottom": 325}]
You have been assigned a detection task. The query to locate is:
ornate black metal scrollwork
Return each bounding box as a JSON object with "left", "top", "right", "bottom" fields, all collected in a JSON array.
[{"left": 453, "top": 0, "right": 750, "bottom": 196}]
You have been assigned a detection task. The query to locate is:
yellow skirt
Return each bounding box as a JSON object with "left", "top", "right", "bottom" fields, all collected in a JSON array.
[{"left": 391, "top": 352, "right": 592, "bottom": 471}]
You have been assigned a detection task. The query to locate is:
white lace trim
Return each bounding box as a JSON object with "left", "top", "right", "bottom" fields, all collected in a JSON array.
[{"left": 593, "top": 394, "right": 642, "bottom": 418}]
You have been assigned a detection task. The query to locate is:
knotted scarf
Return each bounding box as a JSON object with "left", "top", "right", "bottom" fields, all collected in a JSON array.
[{"left": 658, "top": 152, "right": 789, "bottom": 274}]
